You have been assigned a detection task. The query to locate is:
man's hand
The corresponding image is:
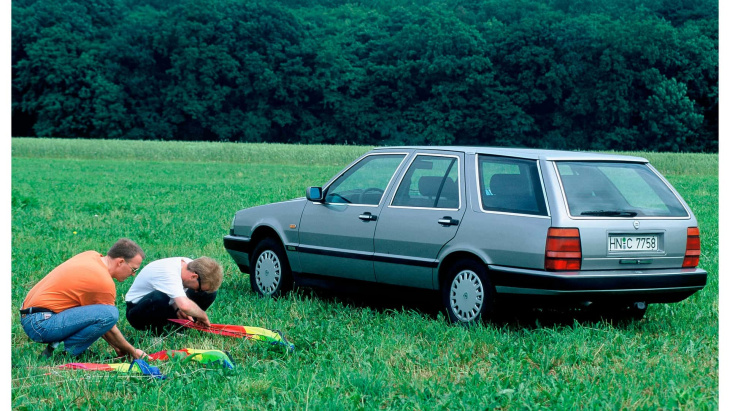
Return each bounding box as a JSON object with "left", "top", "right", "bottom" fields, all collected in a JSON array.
[
  {"left": 114, "top": 348, "right": 147, "bottom": 360},
  {"left": 103, "top": 325, "right": 146, "bottom": 361},
  {"left": 195, "top": 315, "right": 211, "bottom": 328},
  {"left": 133, "top": 349, "right": 148, "bottom": 360},
  {"left": 176, "top": 308, "right": 192, "bottom": 321},
  {"left": 174, "top": 296, "right": 209, "bottom": 326}
]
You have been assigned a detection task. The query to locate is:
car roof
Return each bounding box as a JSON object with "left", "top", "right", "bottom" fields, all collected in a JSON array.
[{"left": 371, "top": 146, "right": 648, "bottom": 162}]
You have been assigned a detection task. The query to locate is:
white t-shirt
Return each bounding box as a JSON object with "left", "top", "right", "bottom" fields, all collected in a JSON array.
[{"left": 125, "top": 257, "right": 192, "bottom": 304}]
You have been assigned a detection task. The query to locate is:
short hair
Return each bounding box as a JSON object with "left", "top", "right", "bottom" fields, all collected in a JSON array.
[
  {"left": 188, "top": 257, "right": 223, "bottom": 292},
  {"left": 107, "top": 238, "right": 145, "bottom": 261}
]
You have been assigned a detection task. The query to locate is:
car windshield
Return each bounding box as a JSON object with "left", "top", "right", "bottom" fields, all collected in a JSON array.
[{"left": 556, "top": 161, "right": 688, "bottom": 218}]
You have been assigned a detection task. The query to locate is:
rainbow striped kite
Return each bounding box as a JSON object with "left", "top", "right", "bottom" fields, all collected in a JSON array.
[
  {"left": 168, "top": 319, "right": 295, "bottom": 352},
  {"left": 57, "top": 359, "right": 166, "bottom": 379},
  {"left": 148, "top": 348, "right": 234, "bottom": 369},
  {"left": 57, "top": 349, "right": 234, "bottom": 377}
]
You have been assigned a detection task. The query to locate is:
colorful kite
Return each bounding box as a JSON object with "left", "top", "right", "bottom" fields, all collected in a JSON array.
[
  {"left": 148, "top": 348, "right": 235, "bottom": 369},
  {"left": 57, "top": 359, "right": 166, "bottom": 379},
  {"left": 168, "top": 319, "right": 295, "bottom": 352}
]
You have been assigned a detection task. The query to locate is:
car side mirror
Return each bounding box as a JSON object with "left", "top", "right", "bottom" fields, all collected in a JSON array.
[{"left": 306, "top": 187, "right": 323, "bottom": 202}]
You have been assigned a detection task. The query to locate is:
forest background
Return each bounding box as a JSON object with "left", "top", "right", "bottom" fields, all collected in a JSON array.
[{"left": 11, "top": 0, "right": 718, "bottom": 152}]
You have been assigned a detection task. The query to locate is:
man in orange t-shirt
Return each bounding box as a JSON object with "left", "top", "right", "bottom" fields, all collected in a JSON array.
[{"left": 20, "top": 238, "right": 148, "bottom": 359}]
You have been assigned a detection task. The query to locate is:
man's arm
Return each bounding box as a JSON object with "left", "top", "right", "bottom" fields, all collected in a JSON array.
[
  {"left": 102, "top": 325, "right": 146, "bottom": 359},
  {"left": 173, "top": 296, "right": 211, "bottom": 327}
]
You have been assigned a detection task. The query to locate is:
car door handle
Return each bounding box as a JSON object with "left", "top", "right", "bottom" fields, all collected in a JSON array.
[
  {"left": 359, "top": 212, "right": 377, "bottom": 221},
  {"left": 438, "top": 216, "right": 459, "bottom": 226}
]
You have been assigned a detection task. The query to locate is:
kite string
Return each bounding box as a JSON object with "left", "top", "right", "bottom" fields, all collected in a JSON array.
[
  {"left": 13, "top": 323, "right": 218, "bottom": 386},
  {"left": 14, "top": 360, "right": 219, "bottom": 386},
  {"left": 140, "top": 322, "right": 190, "bottom": 354}
]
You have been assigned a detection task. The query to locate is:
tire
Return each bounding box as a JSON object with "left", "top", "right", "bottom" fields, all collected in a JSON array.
[
  {"left": 627, "top": 303, "right": 648, "bottom": 321},
  {"left": 593, "top": 302, "right": 648, "bottom": 323},
  {"left": 249, "top": 238, "right": 293, "bottom": 297},
  {"left": 441, "top": 259, "right": 495, "bottom": 325}
]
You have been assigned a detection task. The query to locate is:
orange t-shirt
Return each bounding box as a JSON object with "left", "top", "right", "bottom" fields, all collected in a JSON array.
[{"left": 22, "top": 250, "right": 116, "bottom": 313}]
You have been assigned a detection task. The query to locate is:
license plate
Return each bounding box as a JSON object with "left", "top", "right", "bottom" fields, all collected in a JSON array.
[{"left": 608, "top": 235, "right": 658, "bottom": 252}]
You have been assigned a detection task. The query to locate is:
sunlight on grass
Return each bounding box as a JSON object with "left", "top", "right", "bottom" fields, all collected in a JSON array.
[{"left": 11, "top": 138, "right": 718, "bottom": 409}]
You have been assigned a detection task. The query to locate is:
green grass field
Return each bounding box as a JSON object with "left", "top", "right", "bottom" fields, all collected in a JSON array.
[{"left": 11, "top": 138, "right": 718, "bottom": 409}]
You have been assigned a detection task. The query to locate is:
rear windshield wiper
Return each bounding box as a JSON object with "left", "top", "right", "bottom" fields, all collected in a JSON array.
[{"left": 580, "top": 210, "right": 638, "bottom": 217}]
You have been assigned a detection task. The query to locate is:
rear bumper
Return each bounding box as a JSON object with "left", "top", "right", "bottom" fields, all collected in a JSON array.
[
  {"left": 490, "top": 265, "right": 707, "bottom": 304},
  {"left": 224, "top": 235, "right": 251, "bottom": 273}
]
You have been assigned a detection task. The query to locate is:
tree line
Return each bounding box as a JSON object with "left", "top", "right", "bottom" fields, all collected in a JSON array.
[{"left": 12, "top": 0, "right": 718, "bottom": 152}]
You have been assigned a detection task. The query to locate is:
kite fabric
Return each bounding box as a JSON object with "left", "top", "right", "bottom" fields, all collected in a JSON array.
[
  {"left": 168, "top": 319, "right": 296, "bottom": 352},
  {"left": 57, "top": 359, "right": 166, "bottom": 379},
  {"left": 148, "top": 348, "right": 235, "bottom": 369}
]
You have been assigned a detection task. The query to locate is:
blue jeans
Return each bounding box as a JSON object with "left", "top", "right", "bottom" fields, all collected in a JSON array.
[{"left": 20, "top": 304, "right": 118, "bottom": 356}]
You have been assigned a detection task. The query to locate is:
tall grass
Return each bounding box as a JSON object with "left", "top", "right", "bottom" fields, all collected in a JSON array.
[
  {"left": 11, "top": 138, "right": 718, "bottom": 409},
  {"left": 13, "top": 138, "right": 718, "bottom": 176},
  {"left": 11, "top": 137, "right": 373, "bottom": 167}
]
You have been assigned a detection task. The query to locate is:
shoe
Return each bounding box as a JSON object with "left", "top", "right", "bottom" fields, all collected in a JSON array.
[{"left": 39, "top": 342, "right": 60, "bottom": 359}]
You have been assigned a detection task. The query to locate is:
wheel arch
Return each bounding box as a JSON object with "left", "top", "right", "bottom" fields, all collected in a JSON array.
[
  {"left": 437, "top": 251, "right": 490, "bottom": 290},
  {"left": 250, "top": 225, "right": 283, "bottom": 249}
]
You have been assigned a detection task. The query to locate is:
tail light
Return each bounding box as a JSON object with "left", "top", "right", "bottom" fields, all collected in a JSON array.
[
  {"left": 682, "top": 227, "right": 701, "bottom": 268},
  {"left": 545, "top": 228, "right": 581, "bottom": 271}
]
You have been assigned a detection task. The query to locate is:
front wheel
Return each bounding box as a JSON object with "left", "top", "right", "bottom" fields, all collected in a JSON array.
[
  {"left": 249, "top": 238, "right": 293, "bottom": 297},
  {"left": 441, "top": 259, "right": 494, "bottom": 325}
]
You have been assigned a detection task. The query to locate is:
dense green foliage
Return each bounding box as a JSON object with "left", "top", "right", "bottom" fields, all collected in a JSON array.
[
  {"left": 12, "top": 0, "right": 717, "bottom": 151},
  {"left": 11, "top": 138, "right": 718, "bottom": 408}
]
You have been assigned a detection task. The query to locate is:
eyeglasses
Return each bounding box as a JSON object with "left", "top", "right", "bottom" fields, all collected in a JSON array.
[
  {"left": 124, "top": 260, "right": 139, "bottom": 274},
  {"left": 190, "top": 269, "right": 203, "bottom": 292}
]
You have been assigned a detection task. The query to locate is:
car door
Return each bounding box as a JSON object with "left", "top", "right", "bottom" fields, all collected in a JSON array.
[
  {"left": 373, "top": 151, "right": 466, "bottom": 288},
  {"left": 297, "top": 153, "right": 408, "bottom": 281}
]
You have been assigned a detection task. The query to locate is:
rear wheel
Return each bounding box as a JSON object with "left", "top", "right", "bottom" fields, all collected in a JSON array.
[
  {"left": 249, "top": 238, "right": 293, "bottom": 297},
  {"left": 441, "top": 259, "right": 494, "bottom": 325},
  {"left": 593, "top": 302, "right": 648, "bottom": 323}
]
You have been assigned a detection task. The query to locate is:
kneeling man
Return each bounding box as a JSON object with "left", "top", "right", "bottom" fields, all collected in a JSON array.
[
  {"left": 125, "top": 256, "right": 222, "bottom": 333},
  {"left": 20, "top": 238, "right": 147, "bottom": 359}
]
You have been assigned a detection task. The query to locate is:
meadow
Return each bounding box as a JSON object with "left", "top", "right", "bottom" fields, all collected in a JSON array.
[{"left": 11, "top": 138, "right": 718, "bottom": 409}]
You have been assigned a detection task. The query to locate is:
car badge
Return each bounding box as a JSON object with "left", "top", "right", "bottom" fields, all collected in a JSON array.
[{"left": 633, "top": 221, "right": 640, "bottom": 230}]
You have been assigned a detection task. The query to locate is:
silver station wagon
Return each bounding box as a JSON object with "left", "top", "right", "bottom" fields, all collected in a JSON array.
[{"left": 224, "top": 147, "right": 707, "bottom": 324}]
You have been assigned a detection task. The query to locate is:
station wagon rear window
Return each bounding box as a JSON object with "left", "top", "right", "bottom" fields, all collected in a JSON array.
[{"left": 556, "top": 161, "right": 688, "bottom": 218}]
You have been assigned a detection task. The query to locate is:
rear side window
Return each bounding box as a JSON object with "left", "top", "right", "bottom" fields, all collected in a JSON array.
[
  {"left": 478, "top": 155, "right": 548, "bottom": 216},
  {"left": 556, "top": 161, "right": 688, "bottom": 217},
  {"left": 391, "top": 155, "right": 460, "bottom": 209}
]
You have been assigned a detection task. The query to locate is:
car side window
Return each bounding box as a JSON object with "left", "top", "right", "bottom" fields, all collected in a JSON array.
[
  {"left": 325, "top": 154, "right": 406, "bottom": 205},
  {"left": 478, "top": 155, "right": 547, "bottom": 216},
  {"left": 392, "top": 155, "right": 460, "bottom": 209}
]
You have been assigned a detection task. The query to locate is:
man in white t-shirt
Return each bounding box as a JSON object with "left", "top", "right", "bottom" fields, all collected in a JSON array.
[{"left": 125, "top": 256, "right": 223, "bottom": 333}]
